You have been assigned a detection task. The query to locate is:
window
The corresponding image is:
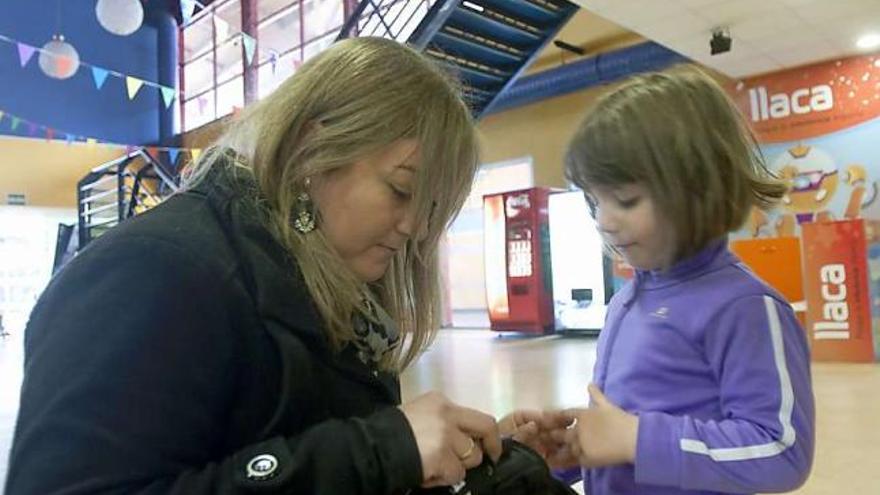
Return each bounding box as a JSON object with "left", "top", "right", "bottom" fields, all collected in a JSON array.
[{"left": 181, "top": 1, "right": 352, "bottom": 131}]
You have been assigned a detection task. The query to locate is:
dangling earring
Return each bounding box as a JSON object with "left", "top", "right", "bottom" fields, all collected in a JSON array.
[{"left": 293, "top": 179, "right": 316, "bottom": 234}]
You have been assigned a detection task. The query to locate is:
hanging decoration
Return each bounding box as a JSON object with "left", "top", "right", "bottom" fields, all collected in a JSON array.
[
  {"left": 39, "top": 0, "right": 80, "bottom": 79},
  {"left": 181, "top": 0, "right": 198, "bottom": 26},
  {"left": 0, "top": 108, "right": 203, "bottom": 164},
  {"left": 0, "top": 33, "right": 178, "bottom": 109},
  {"left": 242, "top": 33, "right": 256, "bottom": 66},
  {"left": 38, "top": 35, "right": 80, "bottom": 79},
  {"left": 17, "top": 43, "right": 36, "bottom": 67},
  {"left": 95, "top": 0, "right": 145, "bottom": 36}
]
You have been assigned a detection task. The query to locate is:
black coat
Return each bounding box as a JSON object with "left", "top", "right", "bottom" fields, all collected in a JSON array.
[{"left": 5, "top": 161, "right": 424, "bottom": 494}]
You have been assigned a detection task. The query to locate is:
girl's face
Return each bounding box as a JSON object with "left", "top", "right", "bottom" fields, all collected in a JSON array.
[{"left": 588, "top": 183, "right": 675, "bottom": 271}]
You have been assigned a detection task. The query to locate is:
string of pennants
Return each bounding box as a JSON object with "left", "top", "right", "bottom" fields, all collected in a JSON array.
[
  {"left": 0, "top": 26, "right": 257, "bottom": 107},
  {"left": 0, "top": 108, "right": 202, "bottom": 165}
]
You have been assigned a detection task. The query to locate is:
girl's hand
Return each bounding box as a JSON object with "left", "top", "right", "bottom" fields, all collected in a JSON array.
[
  {"left": 499, "top": 409, "right": 576, "bottom": 467},
  {"left": 563, "top": 384, "right": 640, "bottom": 468}
]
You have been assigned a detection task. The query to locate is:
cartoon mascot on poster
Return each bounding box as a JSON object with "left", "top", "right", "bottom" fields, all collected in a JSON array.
[{"left": 747, "top": 143, "right": 877, "bottom": 238}]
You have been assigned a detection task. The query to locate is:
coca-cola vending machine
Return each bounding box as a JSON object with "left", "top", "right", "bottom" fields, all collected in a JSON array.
[{"left": 483, "top": 188, "right": 554, "bottom": 334}]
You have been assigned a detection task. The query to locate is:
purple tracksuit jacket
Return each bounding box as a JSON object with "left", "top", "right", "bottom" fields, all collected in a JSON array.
[{"left": 584, "top": 239, "right": 815, "bottom": 494}]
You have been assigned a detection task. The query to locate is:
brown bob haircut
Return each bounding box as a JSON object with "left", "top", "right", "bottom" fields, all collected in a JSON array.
[{"left": 565, "top": 65, "right": 787, "bottom": 262}]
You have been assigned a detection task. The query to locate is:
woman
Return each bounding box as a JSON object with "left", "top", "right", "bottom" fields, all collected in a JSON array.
[{"left": 6, "top": 38, "right": 563, "bottom": 494}]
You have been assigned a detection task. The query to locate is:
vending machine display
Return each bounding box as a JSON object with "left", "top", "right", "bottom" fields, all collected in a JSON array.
[
  {"left": 483, "top": 188, "right": 554, "bottom": 334},
  {"left": 548, "top": 191, "right": 612, "bottom": 334}
]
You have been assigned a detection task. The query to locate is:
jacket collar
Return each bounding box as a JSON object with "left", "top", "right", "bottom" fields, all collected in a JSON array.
[
  {"left": 193, "top": 155, "right": 329, "bottom": 349},
  {"left": 637, "top": 237, "right": 734, "bottom": 290}
]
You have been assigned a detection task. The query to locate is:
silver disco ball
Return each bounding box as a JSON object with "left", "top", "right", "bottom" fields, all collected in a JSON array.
[
  {"left": 38, "top": 35, "right": 80, "bottom": 80},
  {"left": 96, "top": 0, "right": 144, "bottom": 36}
]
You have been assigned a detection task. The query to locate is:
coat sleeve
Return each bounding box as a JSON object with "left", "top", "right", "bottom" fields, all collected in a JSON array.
[
  {"left": 5, "top": 236, "right": 422, "bottom": 495},
  {"left": 633, "top": 294, "right": 815, "bottom": 493}
]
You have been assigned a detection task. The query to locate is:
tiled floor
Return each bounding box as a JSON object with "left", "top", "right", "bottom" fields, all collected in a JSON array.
[
  {"left": 401, "top": 329, "right": 880, "bottom": 495},
  {"left": 2, "top": 328, "right": 878, "bottom": 493}
]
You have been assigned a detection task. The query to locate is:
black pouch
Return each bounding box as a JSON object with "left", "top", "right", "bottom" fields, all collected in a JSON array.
[{"left": 452, "top": 439, "right": 578, "bottom": 495}]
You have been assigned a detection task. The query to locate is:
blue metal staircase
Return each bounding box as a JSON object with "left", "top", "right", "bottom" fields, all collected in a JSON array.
[{"left": 338, "top": 0, "right": 579, "bottom": 117}]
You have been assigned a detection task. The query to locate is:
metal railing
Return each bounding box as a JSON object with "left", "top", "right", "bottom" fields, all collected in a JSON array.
[
  {"left": 337, "top": 0, "right": 439, "bottom": 42},
  {"left": 77, "top": 149, "right": 179, "bottom": 247}
]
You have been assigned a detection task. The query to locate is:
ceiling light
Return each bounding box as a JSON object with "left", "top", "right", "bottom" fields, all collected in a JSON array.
[{"left": 462, "top": 1, "right": 485, "bottom": 13}]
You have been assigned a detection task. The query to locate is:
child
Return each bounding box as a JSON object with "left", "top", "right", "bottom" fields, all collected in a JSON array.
[{"left": 558, "top": 67, "right": 815, "bottom": 494}]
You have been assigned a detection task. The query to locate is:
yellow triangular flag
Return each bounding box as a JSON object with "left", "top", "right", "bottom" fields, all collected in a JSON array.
[
  {"left": 126, "top": 76, "right": 144, "bottom": 100},
  {"left": 191, "top": 148, "right": 202, "bottom": 162}
]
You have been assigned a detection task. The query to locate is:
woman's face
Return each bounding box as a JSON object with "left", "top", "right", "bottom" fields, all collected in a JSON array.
[{"left": 311, "top": 139, "right": 420, "bottom": 282}]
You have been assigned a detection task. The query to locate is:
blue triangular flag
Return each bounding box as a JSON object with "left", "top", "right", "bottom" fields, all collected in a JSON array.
[
  {"left": 181, "top": 0, "right": 197, "bottom": 25},
  {"left": 242, "top": 33, "right": 257, "bottom": 66},
  {"left": 160, "top": 86, "right": 176, "bottom": 108},
  {"left": 168, "top": 148, "right": 180, "bottom": 165},
  {"left": 91, "top": 66, "right": 110, "bottom": 89}
]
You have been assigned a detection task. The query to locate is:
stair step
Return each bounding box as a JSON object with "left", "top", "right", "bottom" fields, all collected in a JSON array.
[
  {"left": 426, "top": 48, "right": 509, "bottom": 86},
  {"left": 431, "top": 30, "right": 524, "bottom": 69},
  {"left": 469, "top": 0, "right": 569, "bottom": 27},
  {"left": 450, "top": 4, "right": 542, "bottom": 49},
  {"left": 81, "top": 202, "right": 118, "bottom": 216}
]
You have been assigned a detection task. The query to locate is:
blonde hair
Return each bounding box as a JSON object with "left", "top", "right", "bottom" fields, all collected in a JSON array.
[
  {"left": 183, "top": 37, "right": 479, "bottom": 371},
  {"left": 565, "top": 65, "right": 787, "bottom": 262}
]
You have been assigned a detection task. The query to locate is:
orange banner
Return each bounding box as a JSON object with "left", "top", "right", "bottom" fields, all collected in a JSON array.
[
  {"left": 801, "top": 219, "right": 875, "bottom": 362},
  {"left": 730, "top": 53, "right": 880, "bottom": 143}
]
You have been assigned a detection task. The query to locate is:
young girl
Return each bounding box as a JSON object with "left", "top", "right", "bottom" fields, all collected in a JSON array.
[{"left": 558, "top": 67, "right": 815, "bottom": 494}]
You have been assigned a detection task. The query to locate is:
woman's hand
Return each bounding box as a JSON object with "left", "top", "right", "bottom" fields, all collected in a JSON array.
[
  {"left": 499, "top": 409, "right": 578, "bottom": 468},
  {"left": 563, "top": 384, "right": 639, "bottom": 468},
  {"left": 400, "top": 392, "right": 502, "bottom": 488}
]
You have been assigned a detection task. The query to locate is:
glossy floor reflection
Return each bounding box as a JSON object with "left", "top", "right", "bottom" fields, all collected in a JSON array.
[{"left": 402, "top": 329, "right": 880, "bottom": 495}]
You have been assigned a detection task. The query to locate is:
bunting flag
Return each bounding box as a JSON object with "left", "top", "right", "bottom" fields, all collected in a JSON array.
[
  {"left": 0, "top": 20, "right": 278, "bottom": 114},
  {"left": 17, "top": 42, "right": 35, "bottom": 67},
  {"left": 213, "top": 16, "right": 230, "bottom": 40},
  {"left": 0, "top": 109, "right": 201, "bottom": 163},
  {"left": 181, "top": 0, "right": 198, "bottom": 26},
  {"left": 242, "top": 33, "right": 256, "bottom": 66},
  {"left": 160, "top": 86, "right": 176, "bottom": 108},
  {"left": 0, "top": 110, "right": 202, "bottom": 166},
  {"left": 0, "top": 33, "right": 182, "bottom": 111},
  {"left": 91, "top": 66, "right": 110, "bottom": 89},
  {"left": 126, "top": 76, "right": 144, "bottom": 100}
]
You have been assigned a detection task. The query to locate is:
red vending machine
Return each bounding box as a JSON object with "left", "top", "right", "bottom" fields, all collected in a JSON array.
[{"left": 483, "top": 187, "right": 554, "bottom": 334}]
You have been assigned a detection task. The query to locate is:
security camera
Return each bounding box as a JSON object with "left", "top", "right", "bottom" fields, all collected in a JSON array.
[{"left": 710, "top": 29, "right": 732, "bottom": 55}]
